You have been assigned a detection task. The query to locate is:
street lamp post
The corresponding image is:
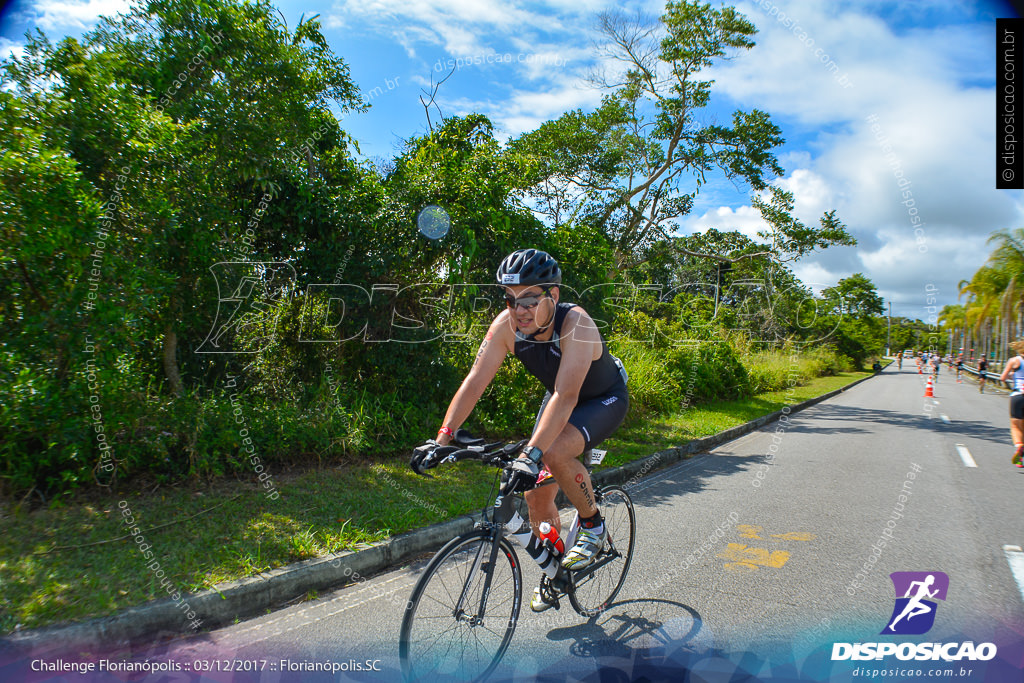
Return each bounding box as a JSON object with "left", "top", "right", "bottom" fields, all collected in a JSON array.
[{"left": 886, "top": 301, "right": 891, "bottom": 357}]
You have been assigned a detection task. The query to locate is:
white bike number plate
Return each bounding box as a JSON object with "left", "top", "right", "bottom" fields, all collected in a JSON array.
[{"left": 589, "top": 449, "right": 607, "bottom": 465}]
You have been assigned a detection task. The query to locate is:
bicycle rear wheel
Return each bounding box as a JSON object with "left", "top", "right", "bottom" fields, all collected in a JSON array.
[
  {"left": 568, "top": 485, "right": 636, "bottom": 617},
  {"left": 399, "top": 530, "right": 522, "bottom": 683}
]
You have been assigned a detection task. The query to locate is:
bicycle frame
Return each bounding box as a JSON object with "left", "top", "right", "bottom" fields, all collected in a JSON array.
[
  {"left": 402, "top": 436, "right": 637, "bottom": 683},
  {"left": 452, "top": 491, "right": 519, "bottom": 624},
  {"left": 411, "top": 434, "right": 626, "bottom": 618}
]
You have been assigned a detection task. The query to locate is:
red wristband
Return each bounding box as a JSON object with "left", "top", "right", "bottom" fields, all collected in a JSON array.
[{"left": 437, "top": 426, "right": 454, "bottom": 439}]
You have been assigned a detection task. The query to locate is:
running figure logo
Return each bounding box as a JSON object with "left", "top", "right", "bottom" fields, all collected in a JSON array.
[{"left": 881, "top": 571, "right": 949, "bottom": 635}]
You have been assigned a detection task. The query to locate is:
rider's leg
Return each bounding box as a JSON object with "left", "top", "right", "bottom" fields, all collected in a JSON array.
[
  {"left": 1010, "top": 393, "right": 1024, "bottom": 464},
  {"left": 526, "top": 424, "right": 589, "bottom": 611},
  {"left": 1011, "top": 417, "right": 1024, "bottom": 463},
  {"left": 524, "top": 479, "right": 560, "bottom": 536},
  {"left": 540, "top": 423, "right": 596, "bottom": 519}
]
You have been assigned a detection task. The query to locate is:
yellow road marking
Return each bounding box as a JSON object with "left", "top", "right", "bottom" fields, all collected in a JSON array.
[
  {"left": 717, "top": 542, "right": 791, "bottom": 571},
  {"left": 736, "top": 524, "right": 764, "bottom": 539}
]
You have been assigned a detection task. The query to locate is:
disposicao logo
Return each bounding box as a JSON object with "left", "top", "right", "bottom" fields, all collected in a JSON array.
[
  {"left": 831, "top": 571, "right": 996, "bottom": 662},
  {"left": 882, "top": 571, "right": 948, "bottom": 635}
]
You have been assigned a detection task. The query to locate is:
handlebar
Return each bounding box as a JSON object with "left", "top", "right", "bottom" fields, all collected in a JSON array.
[{"left": 411, "top": 429, "right": 528, "bottom": 477}]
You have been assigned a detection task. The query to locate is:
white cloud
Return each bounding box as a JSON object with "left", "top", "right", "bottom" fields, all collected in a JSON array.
[
  {"left": 681, "top": 204, "right": 769, "bottom": 242},
  {"left": 0, "top": 38, "right": 26, "bottom": 61},
  {"left": 32, "top": 0, "right": 130, "bottom": 31},
  {"left": 329, "top": 0, "right": 562, "bottom": 56},
  {"left": 774, "top": 169, "right": 835, "bottom": 222},
  {"left": 446, "top": 75, "right": 602, "bottom": 140},
  {"left": 666, "top": 0, "right": 1024, "bottom": 318},
  {"left": 790, "top": 262, "right": 837, "bottom": 296}
]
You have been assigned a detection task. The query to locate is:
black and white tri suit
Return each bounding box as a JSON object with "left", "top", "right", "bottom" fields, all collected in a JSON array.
[{"left": 513, "top": 302, "right": 629, "bottom": 460}]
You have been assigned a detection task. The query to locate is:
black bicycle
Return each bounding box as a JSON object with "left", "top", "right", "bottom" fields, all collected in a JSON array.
[{"left": 399, "top": 430, "right": 636, "bottom": 682}]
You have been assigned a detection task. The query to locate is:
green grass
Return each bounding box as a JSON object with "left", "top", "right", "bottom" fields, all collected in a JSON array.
[
  {"left": 601, "top": 370, "right": 870, "bottom": 466},
  {"left": 0, "top": 369, "right": 871, "bottom": 634}
]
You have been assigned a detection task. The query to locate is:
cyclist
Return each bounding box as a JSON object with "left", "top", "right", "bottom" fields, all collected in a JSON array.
[
  {"left": 955, "top": 355, "right": 964, "bottom": 383},
  {"left": 979, "top": 356, "right": 989, "bottom": 393},
  {"left": 897, "top": 353, "right": 903, "bottom": 371},
  {"left": 412, "top": 249, "right": 629, "bottom": 611},
  {"left": 999, "top": 341, "right": 1024, "bottom": 466}
]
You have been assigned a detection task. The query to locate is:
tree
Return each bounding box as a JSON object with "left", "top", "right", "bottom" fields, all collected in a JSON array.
[
  {"left": 821, "top": 273, "right": 884, "bottom": 318},
  {"left": 635, "top": 229, "right": 814, "bottom": 343},
  {"left": 809, "top": 273, "right": 886, "bottom": 368},
  {"left": 509, "top": 1, "right": 854, "bottom": 269},
  {"left": 3, "top": 0, "right": 367, "bottom": 396},
  {"left": 958, "top": 229, "right": 1024, "bottom": 361}
]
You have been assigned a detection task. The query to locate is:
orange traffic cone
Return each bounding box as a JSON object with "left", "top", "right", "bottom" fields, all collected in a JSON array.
[
  {"left": 918, "top": 363, "right": 923, "bottom": 375},
  {"left": 924, "top": 376, "right": 934, "bottom": 397}
]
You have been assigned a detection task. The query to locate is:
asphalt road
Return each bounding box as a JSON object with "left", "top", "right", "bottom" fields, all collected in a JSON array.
[{"left": 13, "top": 366, "right": 1024, "bottom": 681}]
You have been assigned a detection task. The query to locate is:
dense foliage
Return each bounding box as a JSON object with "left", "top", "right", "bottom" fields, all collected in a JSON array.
[{"left": 1, "top": 0, "right": 888, "bottom": 498}]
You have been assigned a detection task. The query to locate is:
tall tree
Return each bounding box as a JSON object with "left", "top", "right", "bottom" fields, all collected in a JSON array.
[
  {"left": 3, "top": 0, "right": 367, "bottom": 395},
  {"left": 821, "top": 273, "right": 885, "bottom": 318},
  {"left": 509, "top": 1, "right": 854, "bottom": 268}
]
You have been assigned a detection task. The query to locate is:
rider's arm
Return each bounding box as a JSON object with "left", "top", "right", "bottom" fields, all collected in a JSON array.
[
  {"left": 1000, "top": 357, "right": 1019, "bottom": 383},
  {"left": 435, "top": 313, "right": 514, "bottom": 446},
  {"left": 527, "top": 308, "right": 599, "bottom": 455}
]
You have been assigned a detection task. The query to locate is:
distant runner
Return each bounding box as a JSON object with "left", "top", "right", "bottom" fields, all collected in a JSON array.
[{"left": 998, "top": 340, "right": 1024, "bottom": 467}]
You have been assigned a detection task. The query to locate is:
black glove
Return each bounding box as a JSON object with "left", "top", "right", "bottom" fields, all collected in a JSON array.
[
  {"left": 501, "top": 455, "right": 539, "bottom": 495},
  {"left": 410, "top": 439, "right": 439, "bottom": 476}
]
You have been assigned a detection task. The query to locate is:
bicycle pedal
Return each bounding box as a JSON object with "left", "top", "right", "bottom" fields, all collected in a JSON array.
[
  {"left": 542, "top": 590, "right": 561, "bottom": 610},
  {"left": 551, "top": 574, "right": 571, "bottom": 593}
]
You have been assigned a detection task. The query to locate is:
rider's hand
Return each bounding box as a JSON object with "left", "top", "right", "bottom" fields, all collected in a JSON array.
[
  {"left": 501, "top": 455, "right": 539, "bottom": 495},
  {"left": 410, "top": 439, "right": 439, "bottom": 474}
]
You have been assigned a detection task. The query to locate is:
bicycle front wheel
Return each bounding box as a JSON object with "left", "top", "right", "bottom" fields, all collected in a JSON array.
[
  {"left": 568, "top": 485, "right": 636, "bottom": 617},
  {"left": 399, "top": 530, "right": 522, "bottom": 683}
]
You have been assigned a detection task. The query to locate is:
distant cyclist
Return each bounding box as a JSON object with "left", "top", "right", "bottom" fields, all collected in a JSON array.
[
  {"left": 897, "top": 353, "right": 903, "bottom": 370},
  {"left": 955, "top": 356, "right": 963, "bottom": 383},
  {"left": 979, "top": 356, "right": 989, "bottom": 393},
  {"left": 998, "top": 340, "right": 1024, "bottom": 467}
]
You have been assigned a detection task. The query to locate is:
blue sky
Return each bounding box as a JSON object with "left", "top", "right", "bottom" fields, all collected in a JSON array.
[{"left": 3, "top": 0, "right": 1024, "bottom": 321}]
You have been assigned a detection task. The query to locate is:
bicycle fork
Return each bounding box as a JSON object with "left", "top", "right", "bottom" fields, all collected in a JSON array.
[
  {"left": 454, "top": 494, "right": 525, "bottom": 625},
  {"left": 453, "top": 532, "right": 502, "bottom": 626}
]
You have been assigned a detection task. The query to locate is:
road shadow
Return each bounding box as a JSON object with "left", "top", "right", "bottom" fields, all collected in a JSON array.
[
  {"left": 502, "top": 596, "right": 812, "bottom": 681},
  {"left": 618, "top": 397, "right": 976, "bottom": 509},
  {"left": 788, "top": 403, "right": 1006, "bottom": 446},
  {"left": 488, "top": 597, "right": 704, "bottom": 681}
]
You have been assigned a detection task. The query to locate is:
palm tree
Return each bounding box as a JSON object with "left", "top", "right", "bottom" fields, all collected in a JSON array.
[
  {"left": 988, "top": 228, "right": 1024, "bottom": 342},
  {"left": 956, "top": 228, "right": 1024, "bottom": 365},
  {"left": 959, "top": 265, "right": 1009, "bottom": 363},
  {"left": 938, "top": 304, "right": 966, "bottom": 356}
]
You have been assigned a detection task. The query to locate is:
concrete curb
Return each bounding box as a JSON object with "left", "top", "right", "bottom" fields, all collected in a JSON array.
[{"left": 3, "top": 371, "right": 878, "bottom": 651}]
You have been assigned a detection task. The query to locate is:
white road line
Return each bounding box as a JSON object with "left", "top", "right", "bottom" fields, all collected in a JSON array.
[
  {"left": 955, "top": 444, "right": 977, "bottom": 468},
  {"left": 1003, "top": 545, "right": 1024, "bottom": 603},
  {"left": 941, "top": 414, "right": 951, "bottom": 424}
]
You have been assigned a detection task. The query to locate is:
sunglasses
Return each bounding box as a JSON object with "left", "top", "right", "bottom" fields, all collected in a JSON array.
[{"left": 504, "top": 288, "right": 551, "bottom": 310}]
